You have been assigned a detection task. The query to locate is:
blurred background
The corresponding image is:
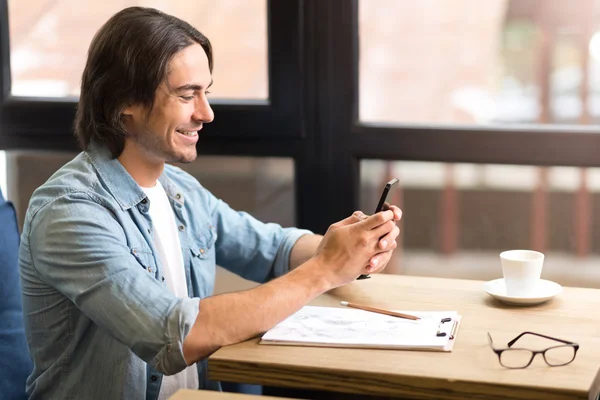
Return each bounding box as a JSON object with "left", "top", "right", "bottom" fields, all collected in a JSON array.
[{"left": 4, "top": 0, "right": 600, "bottom": 289}]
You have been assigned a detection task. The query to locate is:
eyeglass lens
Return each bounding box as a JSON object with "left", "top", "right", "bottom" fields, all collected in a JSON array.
[
  {"left": 500, "top": 346, "right": 576, "bottom": 368},
  {"left": 500, "top": 349, "right": 533, "bottom": 368},
  {"left": 544, "top": 346, "right": 577, "bottom": 366}
]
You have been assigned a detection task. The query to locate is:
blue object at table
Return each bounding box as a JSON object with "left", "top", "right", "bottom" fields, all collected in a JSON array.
[{"left": 0, "top": 188, "right": 32, "bottom": 400}]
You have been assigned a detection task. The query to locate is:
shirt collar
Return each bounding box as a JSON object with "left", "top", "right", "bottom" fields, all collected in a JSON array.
[{"left": 87, "top": 140, "right": 183, "bottom": 210}]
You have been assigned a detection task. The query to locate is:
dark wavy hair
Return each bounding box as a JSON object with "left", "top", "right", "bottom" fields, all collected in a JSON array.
[{"left": 74, "top": 7, "right": 213, "bottom": 158}]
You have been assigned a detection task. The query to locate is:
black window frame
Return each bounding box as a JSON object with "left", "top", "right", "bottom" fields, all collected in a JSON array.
[
  {"left": 0, "top": 1, "right": 304, "bottom": 149},
  {"left": 2, "top": 0, "right": 600, "bottom": 235}
]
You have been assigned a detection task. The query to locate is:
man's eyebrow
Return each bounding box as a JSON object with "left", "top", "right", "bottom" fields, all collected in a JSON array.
[{"left": 174, "top": 80, "right": 213, "bottom": 92}]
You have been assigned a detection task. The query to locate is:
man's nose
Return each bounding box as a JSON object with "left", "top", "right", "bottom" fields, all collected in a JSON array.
[{"left": 194, "top": 99, "right": 214, "bottom": 123}]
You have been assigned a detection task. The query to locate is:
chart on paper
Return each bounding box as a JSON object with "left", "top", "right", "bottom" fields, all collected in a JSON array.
[{"left": 261, "top": 306, "right": 459, "bottom": 349}]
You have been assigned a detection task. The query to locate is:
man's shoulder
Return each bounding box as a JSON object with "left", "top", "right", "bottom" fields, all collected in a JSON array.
[{"left": 25, "top": 152, "right": 113, "bottom": 221}]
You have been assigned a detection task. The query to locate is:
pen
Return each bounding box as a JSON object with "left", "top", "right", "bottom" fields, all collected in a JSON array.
[{"left": 340, "top": 301, "right": 420, "bottom": 321}]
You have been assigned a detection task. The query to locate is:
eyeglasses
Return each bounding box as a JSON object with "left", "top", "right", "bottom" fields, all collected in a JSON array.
[{"left": 487, "top": 332, "right": 579, "bottom": 369}]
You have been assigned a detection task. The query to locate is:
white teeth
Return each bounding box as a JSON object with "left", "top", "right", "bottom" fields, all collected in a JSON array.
[{"left": 177, "top": 130, "right": 197, "bottom": 136}]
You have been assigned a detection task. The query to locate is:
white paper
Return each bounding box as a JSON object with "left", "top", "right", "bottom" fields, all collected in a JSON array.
[{"left": 261, "top": 306, "right": 458, "bottom": 349}]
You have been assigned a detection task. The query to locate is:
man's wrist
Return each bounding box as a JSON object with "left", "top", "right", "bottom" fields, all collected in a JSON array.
[{"left": 292, "top": 255, "right": 333, "bottom": 294}]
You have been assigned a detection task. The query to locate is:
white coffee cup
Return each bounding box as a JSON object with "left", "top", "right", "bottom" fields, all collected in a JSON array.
[{"left": 500, "top": 250, "right": 544, "bottom": 297}]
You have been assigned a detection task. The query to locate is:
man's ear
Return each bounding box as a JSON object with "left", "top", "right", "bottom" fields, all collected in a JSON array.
[{"left": 121, "top": 104, "right": 135, "bottom": 117}]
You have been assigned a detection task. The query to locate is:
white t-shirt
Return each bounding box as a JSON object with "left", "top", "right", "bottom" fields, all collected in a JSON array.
[{"left": 141, "top": 181, "right": 199, "bottom": 399}]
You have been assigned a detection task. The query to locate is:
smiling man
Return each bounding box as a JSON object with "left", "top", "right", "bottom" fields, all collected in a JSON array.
[{"left": 18, "top": 7, "right": 401, "bottom": 400}]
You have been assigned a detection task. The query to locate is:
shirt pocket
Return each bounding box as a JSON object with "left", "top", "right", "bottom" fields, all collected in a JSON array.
[
  {"left": 190, "top": 224, "right": 218, "bottom": 260},
  {"left": 130, "top": 247, "right": 158, "bottom": 274}
]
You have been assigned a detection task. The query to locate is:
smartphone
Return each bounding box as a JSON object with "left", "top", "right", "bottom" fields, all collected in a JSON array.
[
  {"left": 357, "top": 178, "right": 399, "bottom": 280},
  {"left": 374, "top": 178, "right": 399, "bottom": 213}
]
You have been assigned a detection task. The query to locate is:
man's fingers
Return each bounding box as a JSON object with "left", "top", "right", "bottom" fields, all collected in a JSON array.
[
  {"left": 378, "top": 225, "right": 400, "bottom": 249},
  {"left": 331, "top": 211, "right": 366, "bottom": 229},
  {"left": 352, "top": 210, "right": 369, "bottom": 220},
  {"left": 388, "top": 205, "right": 402, "bottom": 221},
  {"left": 358, "top": 210, "right": 394, "bottom": 230},
  {"left": 335, "top": 207, "right": 399, "bottom": 231},
  {"left": 366, "top": 247, "right": 395, "bottom": 272},
  {"left": 371, "top": 219, "right": 396, "bottom": 241}
]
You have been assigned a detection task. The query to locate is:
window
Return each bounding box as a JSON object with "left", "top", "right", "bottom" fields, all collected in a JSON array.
[
  {"left": 7, "top": 0, "right": 268, "bottom": 99},
  {"left": 5, "top": 0, "right": 600, "bottom": 288},
  {"left": 359, "top": 0, "right": 598, "bottom": 126},
  {"left": 7, "top": 151, "right": 295, "bottom": 230},
  {"left": 360, "top": 159, "right": 600, "bottom": 288},
  {"left": 177, "top": 156, "right": 295, "bottom": 227}
]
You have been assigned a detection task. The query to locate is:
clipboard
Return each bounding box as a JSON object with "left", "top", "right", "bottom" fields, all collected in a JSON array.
[
  {"left": 436, "top": 315, "right": 462, "bottom": 351},
  {"left": 260, "top": 306, "right": 462, "bottom": 352}
]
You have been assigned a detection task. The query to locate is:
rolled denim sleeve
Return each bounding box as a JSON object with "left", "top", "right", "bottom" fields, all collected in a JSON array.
[
  {"left": 22, "top": 193, "right": 194, "bottom": 375},
  {"left": 270, "top": 228, "right": 313, "bottom": 278},
  {"left": 206, "top": 192, "right": 312, "bottom": 283}
]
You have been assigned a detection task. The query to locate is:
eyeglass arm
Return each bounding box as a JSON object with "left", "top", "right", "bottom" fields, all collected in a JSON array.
[
  {"left": 487, "top": 332, "right": 495, "bottom": 348},
  {"left": 507, "top": 331, "right": 577, "bottom": 347}
]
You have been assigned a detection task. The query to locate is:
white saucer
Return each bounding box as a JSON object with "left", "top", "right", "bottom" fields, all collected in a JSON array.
[{"left": 483, "top": 278, "right": 562, "bottom": 306}]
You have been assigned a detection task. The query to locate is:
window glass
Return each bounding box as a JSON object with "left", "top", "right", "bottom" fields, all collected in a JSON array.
[
  {"left": 359, "top": 0, "right": 599, "bottom": 126},
  {"left": 8, "top": 0, "right": 268, "bottom": 99},
  {"left": 7, "top": 152, "right": 293, "bottom": 229},
  {"left": 361, "top": 159, "right": 600, "bottom": 288}
]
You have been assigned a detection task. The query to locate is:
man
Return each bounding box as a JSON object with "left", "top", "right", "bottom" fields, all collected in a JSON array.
[{"left": 19, "top": 7, "right": 401, "bottom": 400}]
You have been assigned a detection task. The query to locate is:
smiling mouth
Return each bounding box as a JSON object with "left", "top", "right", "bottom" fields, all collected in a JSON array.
[{"left": 176, "top": 130, "right": 199, "bottom": 137}]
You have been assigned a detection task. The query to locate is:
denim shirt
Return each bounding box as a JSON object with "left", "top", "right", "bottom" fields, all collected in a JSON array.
[{"left": 18, "top": 141, "right": 311, "bottom": 400}]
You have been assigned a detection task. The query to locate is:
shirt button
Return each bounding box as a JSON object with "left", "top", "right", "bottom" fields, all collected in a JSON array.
[
  {"left": 178, "top": 225, "right": 185, "bottom": 231},
  {"left": 141, "top": 198, "right": 148, "bottom": 204},
  {"left": 132, "top": 249, "right": 137, "bottom": 255},
  {"left": 148, "top": 268, "right": 152, "bottom": 273},
  {"left": 176, "top": 193, "right": 182, "bottom": 200},
  {"left": 200, "top": 249, "right": 205, "bottom": 254},
  {"left": 151, "top": 375, "right": 158, "bottom": 382}
]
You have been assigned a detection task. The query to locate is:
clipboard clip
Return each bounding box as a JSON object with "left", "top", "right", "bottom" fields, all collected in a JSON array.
[{"left": 436, "top": 318, "right": 459, "bottom": 339}]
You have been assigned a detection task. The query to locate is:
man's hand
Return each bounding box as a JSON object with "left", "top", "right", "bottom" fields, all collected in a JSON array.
[
  {"left": 311, "top": 207, "right": 401, "bottom": 288},
  {"left": 366, "top": 205, "right": 402, "bottom": 273},
  {"left": 184, "top": 206, "right": 402, "bottom": 364}
]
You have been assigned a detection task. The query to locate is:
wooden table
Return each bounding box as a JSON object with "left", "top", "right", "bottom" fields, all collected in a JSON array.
[
  {"left": 208, "top": 275, "right": 600, "bottom": 400},
  {"left": 169, "top": 389, "right": 294, "bottom": 399}
]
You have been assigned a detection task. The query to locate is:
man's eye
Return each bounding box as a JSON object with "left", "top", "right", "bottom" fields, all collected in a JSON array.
[
  {"left": 205, "top": 91, "right": 211, "bottom": 96},
  {"left": 181, "top": 95, "right": 194, "bottom": 101}
]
